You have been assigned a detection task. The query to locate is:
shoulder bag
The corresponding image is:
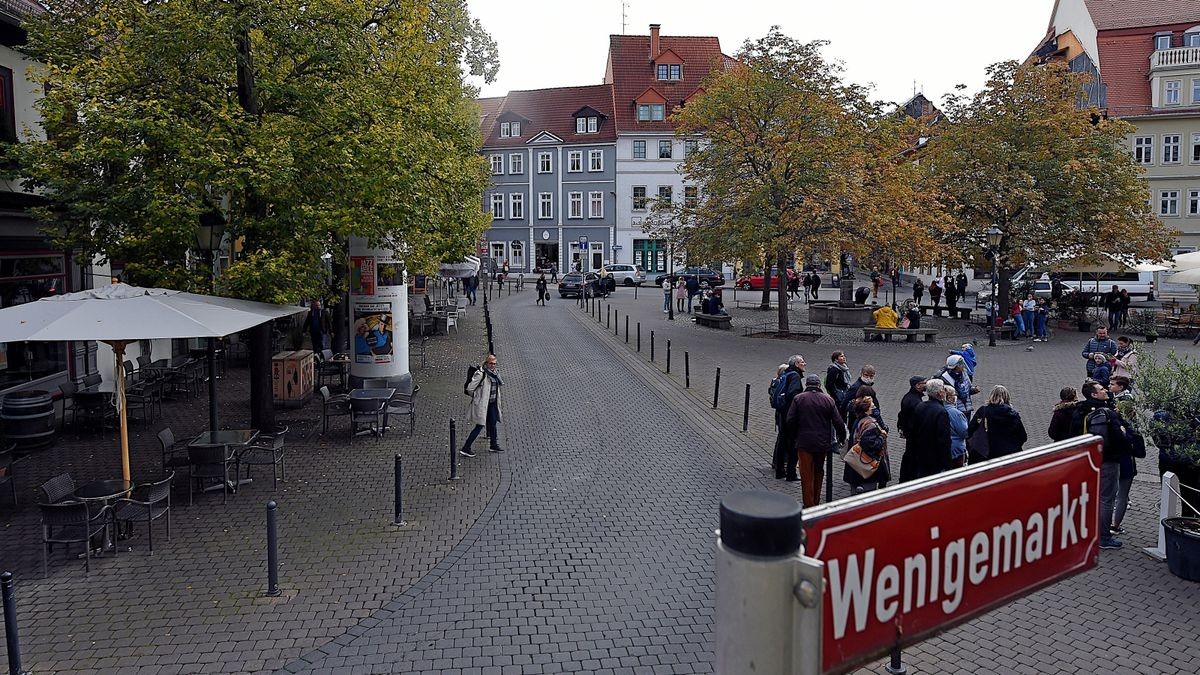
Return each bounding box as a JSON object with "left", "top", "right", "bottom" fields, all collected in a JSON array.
[
  {"left": 967, "top": 416, "right": 990, "bottom": 459},
  {"left": 843, "top": 420, "right": 882, "bottom": 479}
]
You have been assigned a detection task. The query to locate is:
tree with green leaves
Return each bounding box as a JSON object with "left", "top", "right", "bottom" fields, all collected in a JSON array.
[
  {"left": 667, "top": 28, "right": 954, "bottom": 332},
  {"left": 7, "top": 0, "right": 496, "bottom": 427},
  {"left": 928, "top": 60, "right": 1175, "bottom": 313}
]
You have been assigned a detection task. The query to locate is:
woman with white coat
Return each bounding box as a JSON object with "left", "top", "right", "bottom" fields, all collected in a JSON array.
[{"left": 460, "top": 354, "right": 504, "bottom": 456}]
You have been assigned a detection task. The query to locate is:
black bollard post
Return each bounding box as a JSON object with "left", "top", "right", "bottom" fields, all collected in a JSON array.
[
  {"left": 450, "top": 419, "right": 459, "bottom": 481},
  {"left": 743, "top": 383, "right": 751, "bottom": 432},
  {"left": 615, "top": 310, "right": 619, "bottom": 336},
  {"left": 265, "top": 501, "right": 281, "bottom": 597},
  {"left": 637, "top": 323, "right": 641, "bottom": 351},
  {"left": 625, "top": 316, "right": 629, "bottom": 343},
  {"left": 685, "top": 352, "right": 690, "bottom": 388},
  {"left": 2, "top": 571, "right": 25, "bottom": 675},
  {"left": 666, "top": 340, "right": 671, "bottom": 373},
  {"left": 607, "top": 305, "right": 611, "bottom": 329},
  {"left": 650, "top": 331, "right": 655, "bottom": 362},
  {"left": 634, "top": 284, "right": 638, "bottom": 300},
  {"left": 713, "top": 367, "right": 721, "bottom": 408},
  {"left": 393, "top": 454, "right": 406, "bottom": 526},
  {"left": 885, "top": 647, "right": 908, "bottom": 674}
]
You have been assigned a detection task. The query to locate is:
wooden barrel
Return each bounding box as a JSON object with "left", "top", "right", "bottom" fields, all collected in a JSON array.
[{"left": 2, "top": 390, "right": 57, "bottom": 450}]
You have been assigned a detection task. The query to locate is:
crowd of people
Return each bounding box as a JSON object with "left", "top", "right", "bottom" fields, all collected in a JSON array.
[{"left": 765, "top": 328, "right": 1168, "bottom": 551}]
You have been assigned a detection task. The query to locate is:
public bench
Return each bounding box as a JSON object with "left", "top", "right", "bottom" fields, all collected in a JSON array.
[
  {"left": 862, "top": 327, "right": 938, "bottom": 343},
  {"left": 970, "top": 322, "right": 1015, "bottom": 340},
  {"left": 694, "top": 313, "right": 733, "bottom": 330},
  {"left": 918, "top": 304, "right": 972, "bottom": 319}
]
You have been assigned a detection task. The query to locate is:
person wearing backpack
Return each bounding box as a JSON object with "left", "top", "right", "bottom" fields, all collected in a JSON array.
[
  {"left": 460, "top": 354, "right": 504, "bottom": 457},
  {"left": 771, "top": 355, "right": 806, "bottom": 479},
  {"left": 1070, "top": 381, "right": 1132, "bottom": 550},
  {"left": 535, "top": 273, "right": 548, "bottom": 306}
]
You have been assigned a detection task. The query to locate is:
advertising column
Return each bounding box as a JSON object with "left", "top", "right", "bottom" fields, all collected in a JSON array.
[{"left": 348, "top": 237, "right": 409, "bottom": 386}]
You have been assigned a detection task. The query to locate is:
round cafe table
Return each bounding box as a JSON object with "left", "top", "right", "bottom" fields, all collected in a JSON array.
[{"left": 74, "top": 479, "right": 133, "bottom": 553}]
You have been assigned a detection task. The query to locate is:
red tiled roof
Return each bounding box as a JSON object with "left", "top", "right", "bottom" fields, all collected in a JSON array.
[
  {"left": 1085, "top": 0, "right": 1199, "bottom": 30},
  {"left": 476, "top": 96, "right": 504, "bottom": 125},
  {"left": 476, "top": 84, "right": 617, "bottom": 148},
  {"left": 604, "top": 32, "right": 726, "bottom": 132},
  {"left": 1095, "top": 16, "right": 1200, "bottom": 116}
]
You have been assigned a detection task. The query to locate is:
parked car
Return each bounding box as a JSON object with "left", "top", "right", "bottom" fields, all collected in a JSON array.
[
  {"left": 599, "top": 264, "right": 646, "bottom": 287},
  {"left": 735, "top": 268, "right": 796, "bottom": 290},
  {"left": 558, "top": 272, "right": 607, "bottom": 298},
  {"left": 653, "top": 267, "right": 725, "bottom": 287}
]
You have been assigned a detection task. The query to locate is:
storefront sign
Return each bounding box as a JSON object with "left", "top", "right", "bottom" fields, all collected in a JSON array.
[{"left": 803, "top": 438, "right": 1101, "bottom": 674}]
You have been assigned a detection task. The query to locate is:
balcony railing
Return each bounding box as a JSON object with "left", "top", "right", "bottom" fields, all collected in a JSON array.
[{"left": 1151, "top": 46, "right": 1200, "bottom": 70}]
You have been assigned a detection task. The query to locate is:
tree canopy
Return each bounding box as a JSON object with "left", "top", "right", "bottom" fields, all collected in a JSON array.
[
  {"left": 7, "top": 0, "right": 496, "bottom": 303},
  {"left": 669, "top": 28, "right": 954, "bottom": 330}
]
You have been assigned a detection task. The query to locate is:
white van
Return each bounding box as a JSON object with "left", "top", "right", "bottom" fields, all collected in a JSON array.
[{"left": 1044, "top": 271, "right": 1156, "bottom": 300}]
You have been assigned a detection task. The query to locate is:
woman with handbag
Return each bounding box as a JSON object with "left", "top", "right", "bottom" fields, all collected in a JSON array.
[
  {"left": 966, "top": 385, "right": 1028, "bottom": 464},
  {"left": 843, "top": 396, "right": 890, "bottom": 494}
]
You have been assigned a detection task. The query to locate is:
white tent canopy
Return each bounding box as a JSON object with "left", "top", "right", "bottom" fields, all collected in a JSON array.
[
  {"left": 0, "top": 284, "right": 308, "bottom": 481},
  {"left": 438, "top": 255, "right": 481, "bottom": 279}
]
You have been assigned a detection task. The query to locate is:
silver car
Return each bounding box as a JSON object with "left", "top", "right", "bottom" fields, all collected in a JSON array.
[{"left": 599, "top": 263, "right": 646, "bottom": 287}]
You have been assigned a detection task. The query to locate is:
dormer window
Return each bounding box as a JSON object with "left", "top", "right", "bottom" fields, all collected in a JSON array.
[
  {"left": 500, "top": 121, "right": 510, "bottom": 137},
  {"left": 656, "top": 64, "right": 682, "bottom": 81},
  {"left": 575, "top": 116, "right": 599, "bottom": 134},
  {"left": 511, "top": 121, "right": 520, "bottom": 136},
  {"left": 637, "top": 104, "right": 666, "bottom": 121},
  {"left": 1155, "top": 32, "right": 1173, "bottom": 50},
  {"left": 1187, "top": 32, "right": 1200, "bottom": 47}
]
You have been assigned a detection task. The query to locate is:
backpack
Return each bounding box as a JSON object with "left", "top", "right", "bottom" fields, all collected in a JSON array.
[
  {"left": 1084, "top": 408, "right": 1132, "bottom": 456},
  {"left": 772, "top": 371, "right": 797, "bottom": 410},
  {"left": 464, "top": 365, "right": 480, "bottom": 396}
]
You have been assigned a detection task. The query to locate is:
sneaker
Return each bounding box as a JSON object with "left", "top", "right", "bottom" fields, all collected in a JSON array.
[
  {"left": 458, "top": 448, "right": 476, "bottom": 457},
  {"left": 488, "top": 446, "right": 505, "bottom": 453},
  {"left": 1099, "top": 538, "right": 1123, "bottom": 550},
  {"left": 1110, "top": 526, "right": 1125, "bottom": 535}
]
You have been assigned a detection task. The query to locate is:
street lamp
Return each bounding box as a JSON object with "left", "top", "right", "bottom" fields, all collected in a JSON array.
[
  {"left": 986, "top": 225, "right": 1003, "bottom": 347},
  {"left": 194, "top": 207, "right": 227, "bottom": 432},
  {"left": 667, "top": 224, "right": 675, "bottom": 321}
]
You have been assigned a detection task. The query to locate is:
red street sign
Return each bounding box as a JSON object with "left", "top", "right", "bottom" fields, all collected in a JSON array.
[{"left": 803, "top": 438, "right": 1101, "bottom": 674}]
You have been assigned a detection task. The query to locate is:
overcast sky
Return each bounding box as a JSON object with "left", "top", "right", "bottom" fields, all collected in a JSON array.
[{"left": 466, "top": 0, "right": 1053, "bottom": 107}]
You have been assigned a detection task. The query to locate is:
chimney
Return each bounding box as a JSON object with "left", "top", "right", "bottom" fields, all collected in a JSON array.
[{"left": 650, "top": 24, "right": 661, "bottom": 59}]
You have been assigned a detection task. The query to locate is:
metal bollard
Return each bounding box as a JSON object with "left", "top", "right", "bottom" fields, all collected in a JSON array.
[
  {"left": 650, "top": 331, "right": 655, "bottom": 362},
  {"left": 885, "top": 647, "right": 908, "bottom": 674},
  {"left": 743, "top": 384, "right": 750, "bottom": 432},
  {"left": 607, "top": 305, "right": 611, "bottom": 329},
  {"left": 634, "top": 284, "right": 638, "bottom": 300},
  {"left": 637, "top": 323, "right": 642, "bottom": 351},
  {"left": 613, "top": 309, "right": 617, "bottom": 334},
  {"left": 625, "top": 316, "right": 629, "bottom": 343},
  {"left": 450, "top": 419, "right": 460, "bottom": 481},
  {"left": 685, "top": 352, "right": 690, "bottom": 388},
  {"left": 713, "top": 367, "right": 721, "bottom": 408},
  {"left": 393, "top": 454, "right": 406, "bottom": 526},
  {"left": 666, "top": 340, "right": 671, "bottom": 373},
  {"left": 2, "top": 571, "right": 25, "bottom": 675},
  {"left": 716, "top": 490, "right": 818, "bottom": 672},
  {"left": 265, "top": 501, "right": 281, "bottom": 597}
]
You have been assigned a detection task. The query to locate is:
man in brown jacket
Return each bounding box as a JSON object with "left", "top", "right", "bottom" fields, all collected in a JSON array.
[{"left": 785, "top": 374, "right": 847, "bottom": 506}]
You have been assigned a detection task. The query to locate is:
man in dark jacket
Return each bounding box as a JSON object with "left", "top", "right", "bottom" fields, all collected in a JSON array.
[
  {"left": 785, "top": 374, "right": 847, "bottom": 505},
  {"left": 900, "top": 379, "right": 953, "bottom": 482},
  {"left": 1081, "top": 327, "right": 1118, "bottom": 377},
  {"left": 897, "top": 375, "right": 926, "bottom": 439},
  {"left": 685, "top": 275, "right": 701, "bottom": 313},
  {"left": 1070, "top": 381, "right": 1131, "bottom": 550},
  {"left": 955, "top": 272, "right": 968, "bottom": 300},
  {"left": 772, "top": 355, "right": 807, "bottom": 478}
]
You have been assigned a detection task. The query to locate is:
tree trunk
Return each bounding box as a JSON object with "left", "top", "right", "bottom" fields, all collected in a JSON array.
[
  {"left": 759, "top": 251, "right": 772, "bottom": 310},
  {"left": 248, "top": 322, "right": 275, "bottom": 431},
  {"left": 776, "top": 249, "right": 790, "bottom": 333}
]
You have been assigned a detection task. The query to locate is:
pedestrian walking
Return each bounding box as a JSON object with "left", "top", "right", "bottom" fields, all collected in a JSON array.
[
  {"left": 662, "top": 277, "right": 672, "bottom": 313},
  {"left": 945, "top": 281, "right": 959, "bottom": 314},
  {"left": 943, "top": 388, "right": 969, "bottom": 468},
  {"left": 771, "top": 355, "right": 806, "bottom": 478},
  {"left": 1082, "top": 327, "right": 1118, "bottom": 377},
  {"left": 912, "top": 278, "right": 925, "bottom": 305},
  {"left": 824, "top": 351, "right": 852, "bottom": 408},
  {"left": 1108, "top": 376, "right": 1141, "bottom": 536},
  {"left": 928, "top": 279, "right": 942, "bottom": 308},
  {"left": 535, "top": 273, "right": 548, "bottom": 306},
  {"left": 1119, "top": 289, "right": 1132, "bottom": 328},
  {"left": 844, "top": 395, "right": 890, "bottom": 493},
  {"left": 308, "top": 299, "right": 331, "bottom": 352},
  {"left": 550, "top": 263, "right": 558, "bottom": 283},
  {"left": 870, "top": 267, "right": 882, "bottom": 299},
  {"left": 900, "top": 379, "right": 953, "bottom": 482},
  {"left": 966, "top": 385, "right": 1028, "bottom": 464},
  {"left": 674, "top": 279, "right": 687, "bottom": 313},
  {"left": 1112, "top": 336, "right": 1138, "bottom": 379},
  {"left": 788, "top": 273, "right": 801, "bottom": 301},
  {"left": 1070, "top": 381, "right": 1133, "bottom": 549},
  {"left": 785, "top": 374, "right": 847, "bottom": 505},
  {"left": 460, "top": 354, "right": 504, "bottom": 456},
  {"left": 810, "top": 272, "right": 821, "bottom": 301},
  {"left": 1047, "top": 386, "right": 1078, "bottom": 441},
  {"left": 1104, "top": 285, "right": 1122, "bottom": 330}
]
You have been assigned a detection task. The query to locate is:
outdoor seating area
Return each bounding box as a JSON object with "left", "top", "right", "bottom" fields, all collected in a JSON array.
[{"left": 1152, "top": 302, "right": 1200, "bottom": 338}]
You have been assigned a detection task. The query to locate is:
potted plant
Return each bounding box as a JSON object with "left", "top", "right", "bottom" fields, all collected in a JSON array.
[
  {"left": 1126, "top": 309, "right": 1159, "bottom": 343},
  {"left": 1058, "top": 291, "right": 1093, "bottom": 332}
]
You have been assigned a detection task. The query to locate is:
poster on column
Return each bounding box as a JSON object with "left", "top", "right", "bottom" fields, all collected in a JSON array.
[
  {"left": 375, "top": 260, "right": 403, "bottom": 298},
  {"left": 350, "top": 256, "right": 375, "bottom": 296},
  {"left": 353, "top": 303, "right": 393, "bottom": 364}
]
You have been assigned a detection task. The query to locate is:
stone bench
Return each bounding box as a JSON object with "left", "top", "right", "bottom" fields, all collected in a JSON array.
[
  {"left": 919, "top": 305, "right": 972, "bottom": 319},
  {"left": 862, "top": 327, "right": 938, "bottom": 343},
  {"left": 694, "top": 313, "right": 733, "bottom": 330}
]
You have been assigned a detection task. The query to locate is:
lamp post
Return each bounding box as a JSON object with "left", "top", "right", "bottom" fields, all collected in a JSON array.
[
  {"left": 195, "top": 208, "right": 227, "bottom": 432},
  {"left": 667, "top": 224, "right": 675, "bottom": 321},
  {"left": 986, "top": 225, "right": 1002, "bottom": 347}
]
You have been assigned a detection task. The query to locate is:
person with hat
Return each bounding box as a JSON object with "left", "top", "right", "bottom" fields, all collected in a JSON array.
[
  {"left": 940, "top": 354, "right": 977, "bottom": 418},
  {"left": 784, "top": 373, "right": 847, "bottom": 506}
]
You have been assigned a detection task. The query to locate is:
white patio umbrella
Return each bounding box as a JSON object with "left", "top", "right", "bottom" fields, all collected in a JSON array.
[
  {"left": 1166, "top": 267, "right": 1200, "bottom": 285},
  {"left": 0, "top": 284, "right": 307, "bottom": 481},
  {"left": 1169, "top": 251, "right": 1200, "bottom": 271}
]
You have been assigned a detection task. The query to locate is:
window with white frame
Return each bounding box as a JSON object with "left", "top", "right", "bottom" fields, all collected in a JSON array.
[
  {"left": 538, "top": 192, "right": 552, "bottom": 219},
  {"left": 658, "top": 140, "right": 672, "bottom": 159},
  {"left": 568, "top": 192, "right": 583, "bottom": 219},
  {"left": 509, "top": 193, "right": 524, "bottom": 219},
  {"left": 1160, "top": 189, "right": 1180, "bottom": 216},
  {"left": 491, "top": 241, "right": 506, "bottom": 261},
  {"left": 658, "top": 185, "right": 672, "bottom": 203},
  {"left": 1193, "top": 78, "right": 1200, "bottom": 104},
  {"left": 632, "top": 186, "right": 647, "bottom": 211},
  {"left": 490, "top": 194, "right": 504, "bottom": 219},
  {"left": 490, "top": 154, "right": 504, "bottom": 174},
  {"left": 1164, "top": 134, "right": 1182, "bottom": 163},
  {"left": 633, "top": 140, "right": 646, "bottom": 159},
  {"left": 511, "top": 241, "right": 525, "bottom": 268},
  {"left": 576, "top": 117, "right": 587, "bottom": 134},
  {"left": 1166, "top": 80, "right": 1182, "bottom": 105},
  {"left": 538, "top": 152, "right": 552, "bottom": 173},
  {"left": 1193, "top": 133, "right": 1200, "bottom": 163},
  {"left": 1190, "top": 189, "right": 1200, "bottom": 216},
  {"left": 684, "top": 186, "right": 699, "bottom": 208},
  {"left": 657, "top": 64, "right": 668, "bottom": 80},
  {"left": 1187, "top": 32, "right": 1200, "bottom": 47},
  {"left": 1155, "top": 34, "right": 1172, "bottom": 50},
  {"left": 588, "top": 149, "right": 603, "bottom": 172},
  {"left": 685, "top": 140, "right": 698, "bottom": 156},
  {"left": 500, "top": 122, "right": 511, "bottom": 137},
  {"left": 509, "top": 153, "right": 523, "bottom": 174},
  {"left": 656, "top": 64, "right": 681, "bottom": 80},
  {"left": 588, "top": 116, "right": 598, "bottom": 133},
  {"left": 511, "top": 121, "right": 521, "bottom": 136},
  {"left": 568, "top": 150, "right": 582, "bottom": 172},
  {"left": 588, "top": 191, "right": 603, "bottom": 218},
  {"left": 1134, "top": 136, "right": 1154, "bottom": 164},
  {"left": 574, "top": 116, "right": 599, "bottom": 134}
]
